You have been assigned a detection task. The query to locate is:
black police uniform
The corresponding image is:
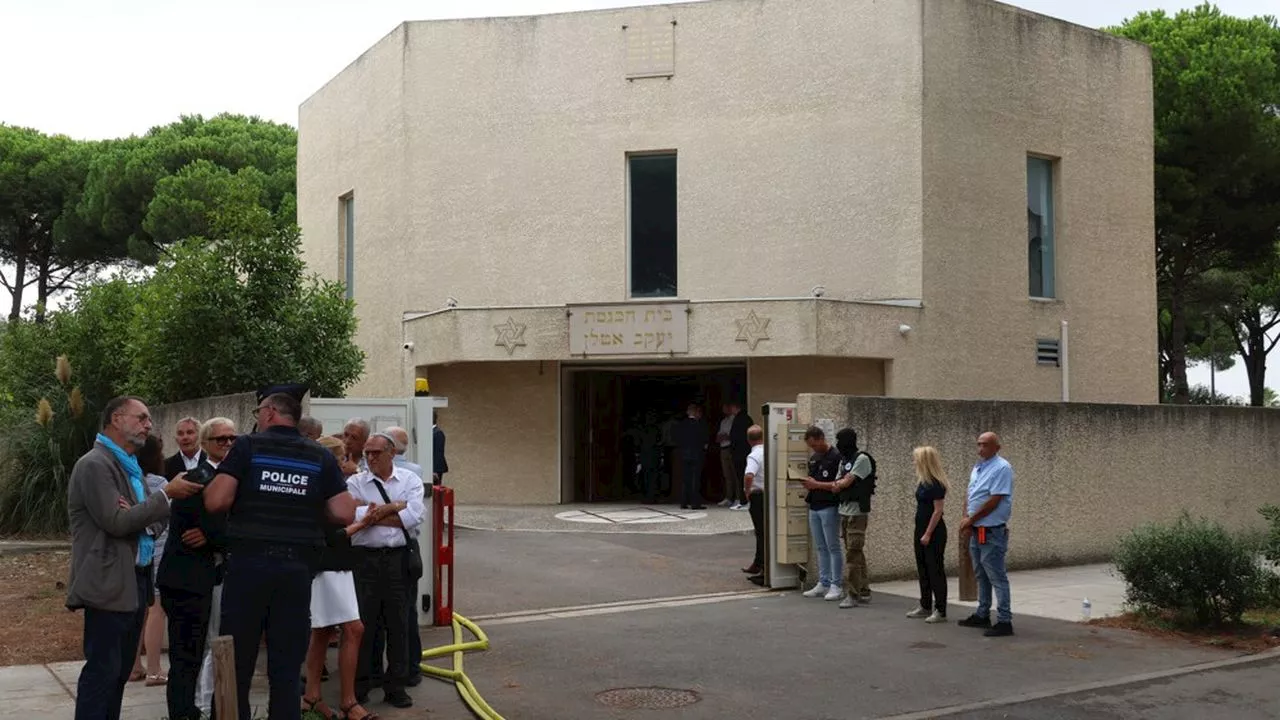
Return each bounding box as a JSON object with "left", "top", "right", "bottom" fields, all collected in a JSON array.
[{"left": 216, "top": 425, "right": 346, "bottom": 720}]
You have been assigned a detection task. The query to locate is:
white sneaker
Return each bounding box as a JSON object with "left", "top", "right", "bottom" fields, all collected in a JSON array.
[
  {"left": 729, "top": 502, "right": 743, "bottom": 510},
  {"left": 925, "top": 610, "right": 947, "bottom": 624},
  {"left": 824, "top": 586, "right": 845, "bottom": 602},
  {"left": 802, "top": 583, "right": 830, "bottom": 598},
  {"left": 906, "top": 607, "right": 929, "bottom": 619}
]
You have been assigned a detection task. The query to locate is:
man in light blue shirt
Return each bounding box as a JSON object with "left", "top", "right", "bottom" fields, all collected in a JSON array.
[{"left": 958, "top": 432, "right": 1014, "bottom": 636}]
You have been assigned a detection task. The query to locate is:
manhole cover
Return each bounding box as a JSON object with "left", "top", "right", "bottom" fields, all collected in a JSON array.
[{"left": 596, "top": 687, "right": 701, "bottom": 709}]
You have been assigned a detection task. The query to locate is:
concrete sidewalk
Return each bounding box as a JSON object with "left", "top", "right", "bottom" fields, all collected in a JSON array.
[{"left": 873, "top": 562, "right": 1125, "bottom": 622}]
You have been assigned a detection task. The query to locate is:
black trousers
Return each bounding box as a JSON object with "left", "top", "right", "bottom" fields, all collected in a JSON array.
[
  {"left": 369, "top": 577, "right": 422, "bottom": 687},
  {"left": 915, "top": 520, "right": 948, "bottom": 614},
  {"left": 219, "top": 550, "right": 312, "bottom": 720},
  {"left": 681, "top": 459, "right": 704, "bottom": 508},
  {"left": 748, "top": 491, "right": 765, "bottom": 568},
  {"left": 160, "top": 587, "right": 213, "bottom": 720},
  {"left": 75, "top": 568, "right": 150, "bottom": 720},
  {"left": 354, "top": 548, "right": 409, "bottom": 697}
]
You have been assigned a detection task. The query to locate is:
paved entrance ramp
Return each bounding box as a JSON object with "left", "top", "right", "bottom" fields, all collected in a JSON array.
[{"left": 455, "top": 503, "right": 752, "bottom": 535}]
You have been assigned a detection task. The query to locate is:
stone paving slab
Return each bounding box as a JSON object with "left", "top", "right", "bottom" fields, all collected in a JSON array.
[{"left": 872, "top": 563, "right": 1126, "bottom": 622}]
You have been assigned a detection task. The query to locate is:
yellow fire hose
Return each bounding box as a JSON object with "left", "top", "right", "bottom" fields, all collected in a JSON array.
[{"left": 418, "top": 613, "right": 505, "bottom": 720}]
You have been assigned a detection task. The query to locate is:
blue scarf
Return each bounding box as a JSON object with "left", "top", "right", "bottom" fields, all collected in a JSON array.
[{"left": 98, "top": 433, "right": 152, "bottom": 567}]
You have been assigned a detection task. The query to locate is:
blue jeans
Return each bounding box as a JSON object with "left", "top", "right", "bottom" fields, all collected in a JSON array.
[
  {"left": 75, "top": 569, "right": 149, "bottom": 720},
  {"left": 969, "top": 526, "right": 1012, "bottom": 623},
  {"left": 808, "top": 506, "right": 843, "bottom": 587},
  {"left": 219, "top": 550, "right": 312, "bottom": 720}
]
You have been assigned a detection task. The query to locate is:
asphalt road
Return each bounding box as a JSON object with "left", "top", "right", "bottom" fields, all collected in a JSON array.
[
  {"left": 453, "top": 526, "right": 756, "bottom": 616},
  {"left": 947, "top": 657, "right": 1280, "bottom": 720}
]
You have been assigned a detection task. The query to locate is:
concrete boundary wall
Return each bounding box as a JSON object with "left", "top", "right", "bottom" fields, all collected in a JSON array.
[
  {"left": 151, "top": 392, "right": 312, "bottom": 452},
  {"left": 796, "top": 394, "right": 1280, "bottom": 582}
]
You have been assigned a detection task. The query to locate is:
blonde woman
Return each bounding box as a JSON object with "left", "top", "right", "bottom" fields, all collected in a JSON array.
[{"left": 906, "top": 446, "right": 948, "bottom": 623}]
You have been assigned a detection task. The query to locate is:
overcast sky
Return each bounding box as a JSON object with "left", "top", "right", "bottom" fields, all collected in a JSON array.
[{"left": 1, "top": 0, "right": 1274, "bottom": 397}]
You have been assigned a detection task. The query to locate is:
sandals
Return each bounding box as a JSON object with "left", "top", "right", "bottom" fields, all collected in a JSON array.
[
  {"left": 301, "top": 696, "right": 336, "bottom": 720},
  {"left": 144, "top": 674, "right": 168, "bottom": 687},
  {"left": 128, "top": 669, "right": 146, "bottom": 682},
  {"left": 339, "top": 701, "right": 379, "bottom": 720}
]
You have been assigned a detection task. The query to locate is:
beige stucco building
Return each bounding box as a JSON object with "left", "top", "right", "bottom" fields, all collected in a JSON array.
[{"left": 298, "top": 0, "right": 1157, "bottom": 504}]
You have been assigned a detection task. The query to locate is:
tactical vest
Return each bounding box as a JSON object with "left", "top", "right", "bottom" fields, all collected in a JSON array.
[{"left": 225, "top": 430, "right": 330, "bottom": 551}]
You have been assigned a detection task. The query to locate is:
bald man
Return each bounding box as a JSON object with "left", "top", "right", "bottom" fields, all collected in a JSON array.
[
  {"left": 958, "top": 432, "right": 1014, "bottom": 637},
  {"left": 384, "top": 427, "right": 423, "bottom": 478}
]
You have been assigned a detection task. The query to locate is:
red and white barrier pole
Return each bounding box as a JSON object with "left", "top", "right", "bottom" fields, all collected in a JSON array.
[{"left": 432, "top": 485, "right": 455, "bottom": 626}]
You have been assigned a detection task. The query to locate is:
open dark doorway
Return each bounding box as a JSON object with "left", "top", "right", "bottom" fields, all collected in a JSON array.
[{"left": 569, "top": 366, "right": 747, "bottom": 503}]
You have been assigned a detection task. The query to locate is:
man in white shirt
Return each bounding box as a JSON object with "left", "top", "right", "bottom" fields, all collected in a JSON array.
[
  {"left": 341, "top": 418, "right": 371, "bottom": 477},
  {"left": 164, "top": 417, "right": 204, "bottom": 480},
  {"left": 347, "top": 432, "right": 426, "bottom": 709},
  {"left": 378, "top": 426, "right": 425, "bottom": 688},
  {"left": 741, "top": 425, "right": 766, "bottom": 576}
]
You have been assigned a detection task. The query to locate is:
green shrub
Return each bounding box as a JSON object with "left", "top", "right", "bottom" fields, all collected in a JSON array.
[
  {"left": 0, "top": 355, "right": 99, "bottom": 536},
  {"left": 1113, "top": 514, "right": 1267, "bottom": 626},
  {"left": 1260, "top": 505, "right": 1280, "bottom": 566}
]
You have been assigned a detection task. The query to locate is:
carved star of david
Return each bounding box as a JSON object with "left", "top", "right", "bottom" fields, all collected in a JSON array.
[
  {"left": 494, "top": 316, "right": 527, "bottom": 356},
  {"left": 735, "top": 311, "right": 771, "bottom": 351}
]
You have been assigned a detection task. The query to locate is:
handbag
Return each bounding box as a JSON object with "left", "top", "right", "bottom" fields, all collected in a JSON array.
[{"left": 371, "top": 479, "right": 425, "bottom": 581}]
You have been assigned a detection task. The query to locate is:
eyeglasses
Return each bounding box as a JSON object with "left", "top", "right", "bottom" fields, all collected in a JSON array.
[
  {"left": 251, "top": 406, "right": 268, "bottom": 417},
  {"left": 364, "top": 449, "right": 387, "bottom": 458},
  {"left": 115, "top": 411, "right": 151, "bottom": 423},
  {"left": 210, "top": 435, "right": 237, "bottom": 445}
]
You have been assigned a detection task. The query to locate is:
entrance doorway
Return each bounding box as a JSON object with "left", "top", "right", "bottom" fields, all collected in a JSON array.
[{"left": 566, "top": 365, "right": 747, "bottom": 503}]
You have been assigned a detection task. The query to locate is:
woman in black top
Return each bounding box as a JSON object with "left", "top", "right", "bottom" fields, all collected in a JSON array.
[{"left": 906, "top": 446, "right": 949, "bottom": 622}]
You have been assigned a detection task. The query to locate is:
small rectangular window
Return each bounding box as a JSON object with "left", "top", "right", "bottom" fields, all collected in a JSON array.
[
  {"left": 628, "top": 154, "right": 677, "bottom": 298},
  {"left": 1027, "top": 156, "right": 1056, "bottom": 298},
  {"left": 340, "top": 194, "right": 354, "bottom": 299},
  {"left": 1036, "top": 338, "right": 1061, "bottom": 366}
]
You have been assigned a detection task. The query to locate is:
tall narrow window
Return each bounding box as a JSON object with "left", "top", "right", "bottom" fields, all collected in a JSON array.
[
  {"left": 629, "top": 154, "right": 677, "bottom": 298},
  {"left": 341, "top": 194, "right": 355, "bottom": 299},
  {"left": 1027, "top": 156, "right": 1055, "bottom": 298}
]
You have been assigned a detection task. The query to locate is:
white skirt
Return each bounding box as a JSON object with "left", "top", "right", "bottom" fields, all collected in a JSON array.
[{"left": 310, "top": 571, "right": 360, "bottom": 628}]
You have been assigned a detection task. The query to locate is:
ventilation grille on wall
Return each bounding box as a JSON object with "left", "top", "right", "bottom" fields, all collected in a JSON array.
[{"left": 1036, "top": 338, "right": 1061, "bottom": 367}]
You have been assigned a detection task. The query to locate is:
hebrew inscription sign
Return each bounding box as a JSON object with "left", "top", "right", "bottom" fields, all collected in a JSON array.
[{"left": 569, "top": 303, "right": 689, "bottom": 355}]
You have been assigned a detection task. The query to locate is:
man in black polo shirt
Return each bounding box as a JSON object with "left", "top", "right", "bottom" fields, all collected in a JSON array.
[
  {"left": 801, "top": 426, "right": 846, "bottom": 601},
  {"left": 204, "top": 393, "right": 355, "bottom": 720}
]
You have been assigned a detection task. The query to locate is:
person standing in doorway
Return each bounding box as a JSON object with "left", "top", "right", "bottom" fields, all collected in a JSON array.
[
  {"left": 800, "top": 426, "right": 844, "bottom": 602},
  {"left": 67, "top": 396, "right": 201, "bottom": 720},
  {"left": 673, "top": 402, "right": 708, "bottom": 510},
  {"left": 636, "top": 411, "right": 663, "bottom": 504},
  {"left": 716, "top": 403, "right": 736, "bottom": 508},
  {"left": 905, "top": 446, "right": 949, "bottom": 623},
  {"left": 432, "top": 414, "right": 448, "bottom": 486},
  {"left": 740, "top": 425, "right": 766, "bottom": 576},
  {"left": 958, "top": 432, "right": 1015, "bottom": 637},
  {"left": 728, "top": 401, "right": 753, "bottom": 510}
]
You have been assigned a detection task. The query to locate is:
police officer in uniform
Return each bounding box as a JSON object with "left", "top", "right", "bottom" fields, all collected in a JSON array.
[{"left": 205, "top": 393, "right": 355, "bottom": 720}]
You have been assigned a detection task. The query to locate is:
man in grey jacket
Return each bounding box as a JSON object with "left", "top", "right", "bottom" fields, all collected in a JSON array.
[{"left": 67, "top": 396, "right": 201, "bottom": 720}]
